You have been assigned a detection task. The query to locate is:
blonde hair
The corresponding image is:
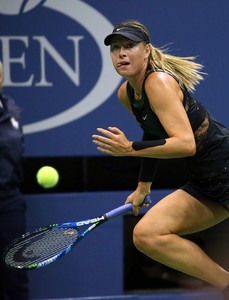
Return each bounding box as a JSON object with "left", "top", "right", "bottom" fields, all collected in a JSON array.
[{"left": 119, "top": 20, "right": 205, "bottom": 93}]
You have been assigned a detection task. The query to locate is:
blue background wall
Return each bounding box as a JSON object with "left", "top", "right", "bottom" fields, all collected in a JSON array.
[
  {"left": 0, "top": 1, "right": 229, "bottom": 299},
  {"left": 0, "top": 0, "right": 229, "bottom": 156}
]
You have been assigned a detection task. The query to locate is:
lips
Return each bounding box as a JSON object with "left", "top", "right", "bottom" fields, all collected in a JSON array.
[{"left": 116, "top": 61, "right": 130, "bottom": 68}]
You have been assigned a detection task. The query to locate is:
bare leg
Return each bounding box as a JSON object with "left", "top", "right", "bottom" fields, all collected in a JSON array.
[{"left": 133, "top": 189, "right": 229, "bottom": 290}]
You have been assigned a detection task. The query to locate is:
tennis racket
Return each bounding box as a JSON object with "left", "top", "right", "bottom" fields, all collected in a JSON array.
[{"left": 4, "top": 195, "right": 151, "bottom": 270}]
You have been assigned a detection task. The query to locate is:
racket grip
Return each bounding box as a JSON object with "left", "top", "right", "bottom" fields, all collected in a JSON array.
[{"left": 105, "top": 195, "right": 151, "bottom": 220}]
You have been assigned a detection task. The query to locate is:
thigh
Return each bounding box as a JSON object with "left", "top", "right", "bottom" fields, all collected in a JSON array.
[{"left": 139, "top": 189, "right": 229, "bottom": 236}]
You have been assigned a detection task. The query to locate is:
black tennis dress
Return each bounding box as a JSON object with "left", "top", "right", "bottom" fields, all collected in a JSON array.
[{"left": 127, "top": 69, "right": 229, "bottom": 206}]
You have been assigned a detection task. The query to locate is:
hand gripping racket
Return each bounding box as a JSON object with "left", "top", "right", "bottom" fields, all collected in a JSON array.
[{"left": 4, "top": 195, "right": 151, "bottom": 270}]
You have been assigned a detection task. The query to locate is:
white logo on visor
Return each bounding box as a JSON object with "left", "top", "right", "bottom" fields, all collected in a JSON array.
[{"left": 116, "top": 27, "right": 124, "bottom": 31}]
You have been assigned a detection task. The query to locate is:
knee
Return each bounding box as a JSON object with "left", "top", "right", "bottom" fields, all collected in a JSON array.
[
  {"left": 133, "top": 223, "right": 147, "bottom": 252},
  {"left": 133, "top": 222, "right": 167, "bottom": 257}
]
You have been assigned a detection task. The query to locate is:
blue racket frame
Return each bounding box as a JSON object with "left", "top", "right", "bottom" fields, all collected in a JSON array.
[{"left": 4, "top": 195, "right": 151, "bottom": 270}]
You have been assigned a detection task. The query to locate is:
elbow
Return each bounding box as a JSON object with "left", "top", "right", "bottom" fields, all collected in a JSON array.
[
  {"left": 183, "top": 140, "right": 196, "bottom": 157},
  {"left": 171, "top": 135, "right": 196, "bottom": 157},
  {"left": 187, "top": 145, "right": 196, "bottom": 157}
]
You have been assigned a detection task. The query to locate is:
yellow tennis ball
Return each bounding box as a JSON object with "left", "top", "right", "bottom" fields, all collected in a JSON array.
[{"left": 36, "top": 166, "right": 59, "bottom": 189}]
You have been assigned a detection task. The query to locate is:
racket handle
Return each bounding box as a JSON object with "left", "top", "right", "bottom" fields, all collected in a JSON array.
[{"left": 105, "top": 195, "right": 151, "bottom": 220}]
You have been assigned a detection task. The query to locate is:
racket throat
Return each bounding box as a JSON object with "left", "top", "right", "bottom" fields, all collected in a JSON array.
[{"left": 81, "top": 215, "right": 108, "bottom": 237}]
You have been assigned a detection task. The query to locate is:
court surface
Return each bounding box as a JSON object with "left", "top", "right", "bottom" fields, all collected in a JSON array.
[{"left": 36, "top": 288, "right": 224, "bottom": 300}]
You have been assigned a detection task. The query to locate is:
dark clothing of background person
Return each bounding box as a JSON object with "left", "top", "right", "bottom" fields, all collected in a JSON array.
[{"left": 0, "top": 92, "right": 29, "bottom": 300}]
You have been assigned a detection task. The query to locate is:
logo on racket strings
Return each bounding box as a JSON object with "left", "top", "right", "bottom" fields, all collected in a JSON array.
[{"left": 64, "top": 230, "right": 76, "bottom": 235}]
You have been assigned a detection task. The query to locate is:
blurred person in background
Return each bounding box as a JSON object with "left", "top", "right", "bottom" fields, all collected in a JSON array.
[{"left": 0, "top": 61, "right": 29, "bottom": 299}]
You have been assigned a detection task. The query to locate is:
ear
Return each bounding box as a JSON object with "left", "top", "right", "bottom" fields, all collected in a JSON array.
[{"left": 144, "top": 44, "right": 151, "bottom": 59}]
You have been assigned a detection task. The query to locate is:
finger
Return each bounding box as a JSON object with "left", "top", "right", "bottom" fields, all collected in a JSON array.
[
  {"left": 96, "top": 128, "right": 117, "bottom": 139},
  {"left": 96, "top": 147, "right": 112, "bottom": 154},
  {"left": 132, "top": 205, "right": 139, "bottom": 216},
  {"left": 108, "top": 127, "right": 122, "bottom": 134},
  {"left": 93, "top": 141, "right": 111, "bottom": 150},
  {"left": 93, "top": 133, "right": 123, "bottom": 153},
  {"left": 92, "top": 134, "right": 112, "bottom": 145}
]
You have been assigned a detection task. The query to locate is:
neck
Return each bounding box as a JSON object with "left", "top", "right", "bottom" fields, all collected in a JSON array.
[{"left": 127, "top": 66, "right": 147, "bottom": 98}]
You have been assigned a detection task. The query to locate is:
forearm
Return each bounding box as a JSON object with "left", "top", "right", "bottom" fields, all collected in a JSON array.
[
  {"left": 135, "top": 157, "right": 159, "bottom": 198},
  {"left": 136, "top": 181, "right": 152, "bottom": 195},
  {"left": 131, "top": 136, "right": 196, "bottom": 159},
  {"left": 92, "top": 127, "right": 196, "bottom": 158},
  {"left": 138, "top": 157, "right": 160, "bottom": 183}
]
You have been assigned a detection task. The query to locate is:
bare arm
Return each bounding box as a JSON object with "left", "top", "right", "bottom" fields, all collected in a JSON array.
[
  {"left": 117, "top": 81, "right": 133, "bottom": 114},
  {"left": 136, "top": 72, "right": 196, "bottom": 158},
  {"left": 92, "top": 73, "right": 196, "bottom": 159}
]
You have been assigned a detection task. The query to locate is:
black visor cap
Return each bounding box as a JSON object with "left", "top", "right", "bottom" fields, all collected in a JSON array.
[{"left": 104, "top": 26, "right": 150, "bottom": 46}]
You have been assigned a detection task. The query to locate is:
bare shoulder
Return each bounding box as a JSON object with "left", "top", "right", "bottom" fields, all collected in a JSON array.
[
  {"left": 145, "top": 71, "right": 183, "bottom": 106},
  {"left": 145, "top": 71, "right": 179, "bottom": 92}
]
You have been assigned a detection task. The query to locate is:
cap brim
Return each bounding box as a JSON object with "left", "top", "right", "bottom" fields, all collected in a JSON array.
[{"left": 104, "top": 32, "right": 143, "bottom": 46}]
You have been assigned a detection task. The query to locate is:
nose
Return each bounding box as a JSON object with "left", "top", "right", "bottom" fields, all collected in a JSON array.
[{"left": 119, "top": 46, "right": 126, "bottom": 58}]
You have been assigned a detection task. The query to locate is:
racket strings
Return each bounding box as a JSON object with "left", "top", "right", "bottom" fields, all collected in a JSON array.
[{"left": 5, "top": 227, "right": 80, "bottom": 269}]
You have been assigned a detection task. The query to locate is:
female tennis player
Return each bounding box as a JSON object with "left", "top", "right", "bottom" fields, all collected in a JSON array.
[{"left": 92, "top": 20, "right": 229, "bottom": 297}]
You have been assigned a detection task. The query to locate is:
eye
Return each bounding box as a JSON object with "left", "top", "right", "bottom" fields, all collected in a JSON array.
[
  {"left": 110, "top": 44, "right": 120, "bottom": 51},
  {"left": 125, "top": 42, "right": 138, "bottom": 49}
]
